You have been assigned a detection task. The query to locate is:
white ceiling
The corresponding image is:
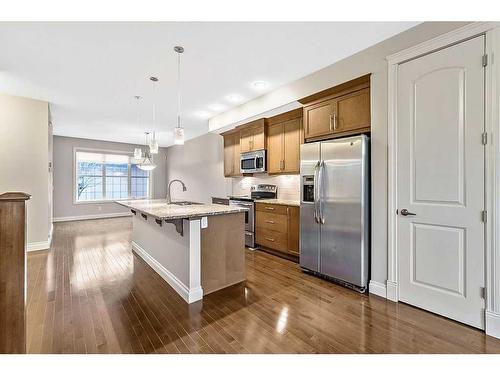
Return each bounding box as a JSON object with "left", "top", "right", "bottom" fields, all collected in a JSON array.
[{"left": 0, "top": 22, "right": 418, "bottom": 146}]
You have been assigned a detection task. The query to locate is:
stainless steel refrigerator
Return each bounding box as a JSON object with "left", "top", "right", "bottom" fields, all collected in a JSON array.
[{"left": 300, "top": 135, "right": 370, "bottom": 291}]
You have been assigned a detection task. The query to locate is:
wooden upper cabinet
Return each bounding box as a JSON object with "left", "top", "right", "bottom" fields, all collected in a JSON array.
[
  {"left": 266, "top": 108, "right": 302, "bottom": 175},
  {"left": 223, "top": 133, "right": 234, "bottom": 177},
  {"left": 221, "top": 130, "right": 240, "bottom": 177},
  {"left": 267, "top": 122, "right": 283, "bottom": 173},
  {"left": 303, "top": 98, "right": 336, "bottom": 139},
  {"left": 283, "top": 118, "right": 301, "bottom": 173},
  {"left": 238, "top": 119, "right": 266, "bottom": 152},
  {"left": 239, "top": 127, "right": 253, "bottom": 153},
  {"left": 300, "top": 74, "right": 371, "bottom": 141},
  {"left": 335, "top": 88, "right": 370, "bottom": 133}
]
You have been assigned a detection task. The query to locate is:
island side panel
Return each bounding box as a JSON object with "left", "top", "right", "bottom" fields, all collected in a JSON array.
[
  {"left": 200, "top": 212, "right": 246, "bottom": 295},
  {"left": 131, "top": 214, "right": 191, "bottom": 297}
]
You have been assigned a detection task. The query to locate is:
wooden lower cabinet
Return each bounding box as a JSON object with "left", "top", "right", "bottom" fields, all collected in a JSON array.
[
  {"left": 287, "top": 206, "right": 300, "bottom": 257},
  {"left": 255, "top": 202, "right": 300, "bottom": 260}
]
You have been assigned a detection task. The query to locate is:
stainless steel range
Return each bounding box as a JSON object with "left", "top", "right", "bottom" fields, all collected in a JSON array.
[{"left": 229, "top": 184, "right": 277, "bottom": 248}]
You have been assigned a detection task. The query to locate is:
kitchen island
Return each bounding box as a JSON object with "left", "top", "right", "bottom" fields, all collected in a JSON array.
[{"left": 116, "top": 199, "right": 247, "bottom": 303}]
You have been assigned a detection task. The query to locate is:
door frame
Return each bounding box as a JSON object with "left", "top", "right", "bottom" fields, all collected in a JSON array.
[{"left": 386, "top": 22, "right": 500, "bottom": 338}]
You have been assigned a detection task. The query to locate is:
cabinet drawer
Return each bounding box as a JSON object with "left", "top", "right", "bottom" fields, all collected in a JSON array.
[
  {"left": 255, "top": 202, "right": 288, "bottom": 215},
  {"left": 255, "top": 211, "right": 287, "bottom": 233},
  {"left": 256, "top": 228, "right": 288, "bottom": 252}
]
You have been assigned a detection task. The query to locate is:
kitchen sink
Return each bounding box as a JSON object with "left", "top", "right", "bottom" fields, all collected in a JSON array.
[{"left": 171, "top": 201, "right": 202, "bottom": 206}]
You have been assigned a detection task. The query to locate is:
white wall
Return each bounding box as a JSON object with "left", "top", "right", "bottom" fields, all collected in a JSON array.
[
  {"left": 165, "top": 133, "right": 232, "bottom": 203},
  {"left": 53, "top": 135, "right": 168, "bottom": 220},
  {"left": 0, "top": 93, "right": 50, "bottom": 246}
]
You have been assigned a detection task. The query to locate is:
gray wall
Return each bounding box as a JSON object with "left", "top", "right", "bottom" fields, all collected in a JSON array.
[
  {"left": 53, "top": 135, "right": 168, "bottom": 219},
  {"left": 0, "top": 93, "right": 50, "bottom": 245},
  {"left": 167, "top": 22, "right": 470, "bottom": 286},
  {"left": 165, "top": 133, "right": 232, "bottom": 203}
]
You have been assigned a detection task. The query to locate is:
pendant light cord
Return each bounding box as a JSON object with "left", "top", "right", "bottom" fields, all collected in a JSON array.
[
  {"left": 152, "top": 79, "right": 156, "bottom": 141},
  {"left": 177, "top": 49, "right": 181, "bottom": 129}
]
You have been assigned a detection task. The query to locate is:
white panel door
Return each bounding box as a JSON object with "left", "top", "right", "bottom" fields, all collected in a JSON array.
[{"left": 397, "top": 36, "right": 485, "bottom": 328}]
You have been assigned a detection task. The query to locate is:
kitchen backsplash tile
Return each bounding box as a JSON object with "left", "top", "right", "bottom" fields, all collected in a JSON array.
[{"left": 231, "top": 174, "right": 300, "bottom": 200}]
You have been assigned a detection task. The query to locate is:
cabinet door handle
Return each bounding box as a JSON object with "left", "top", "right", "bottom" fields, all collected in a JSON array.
[
  {"left": 265, "top": 220, "right": 275, "bottom": 224},
  {"left": 329, "top": 114, "right": 334, "bottom": 131},
  {"left": 333, "top": 113, "right": 337, "bottom": 130},
  {"left": 265, "top": 237, "right": 275, "bottom": 242},
  {"left": 280, "top": 160, "right": 284, "bottom": 170},
  {"left": 265, "top": 207, "right": 275, "bottom": 210}
]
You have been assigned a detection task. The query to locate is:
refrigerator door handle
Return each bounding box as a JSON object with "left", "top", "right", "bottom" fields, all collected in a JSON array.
[
  {"left": 313, "top": 161, "right": 320, "bottom": 223},
  {"left": 318, "top": 160, "right": 325, "bottom": 224}
]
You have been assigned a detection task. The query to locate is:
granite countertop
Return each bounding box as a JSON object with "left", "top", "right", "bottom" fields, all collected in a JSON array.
[
  {"left": 115, "top": 199, "right": 248, "bottom": 220},
  {"left": 257, "top": 198, "right": 300, "bottom": 207}
]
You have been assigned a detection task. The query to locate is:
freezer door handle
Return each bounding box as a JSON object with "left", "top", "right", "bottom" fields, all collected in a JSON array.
[
  {"left": 313, "top": 161, "right": 320, "bottom": 223},
  {"left": 318, "top": 160, "right": 325, "bottom": 224}
]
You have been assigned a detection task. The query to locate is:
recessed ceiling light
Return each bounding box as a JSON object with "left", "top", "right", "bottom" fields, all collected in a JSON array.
[
  {"left": 194, "top": 110, "right": 212, "bottom": 119},
  {"left": 251, "top": 80, "right": 269, "bottom": 91},
  {"left": 225, "top": 94, "right": 245, "bottom": 103},
  {"left": 208, "top": 103, "right": 226, "bottom": 112}
]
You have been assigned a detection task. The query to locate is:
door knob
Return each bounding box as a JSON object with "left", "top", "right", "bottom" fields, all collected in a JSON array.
[{"left": 400, "top": 209, "right": 416, "bottom": 216}]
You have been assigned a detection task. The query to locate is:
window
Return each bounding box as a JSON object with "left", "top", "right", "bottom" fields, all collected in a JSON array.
[{"left": 75, "top": 150, "right": 150, "bottom": 202}]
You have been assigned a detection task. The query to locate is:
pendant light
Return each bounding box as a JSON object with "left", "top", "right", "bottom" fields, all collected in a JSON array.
[
  {"left": 149, "top": 77, "right": 159, "bottom": 154},
  {"left": 138, "top": 132, "right": 157, "bottom": 171},
  {"left": 173, "top": 46, "right": 185, "bottom": 145},
  {"left": 133, "top": 96, "right": 143, "bottom": 160}
]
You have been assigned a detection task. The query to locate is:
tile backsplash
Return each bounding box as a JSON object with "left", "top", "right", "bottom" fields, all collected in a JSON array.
[{"left": 231, "top": 174, "right": 300, "bottom": 201}]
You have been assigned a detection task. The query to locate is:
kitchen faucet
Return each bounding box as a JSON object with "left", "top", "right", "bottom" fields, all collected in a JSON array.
[{"left": 166, "top": 179, "right": 187, "bottom": 204}]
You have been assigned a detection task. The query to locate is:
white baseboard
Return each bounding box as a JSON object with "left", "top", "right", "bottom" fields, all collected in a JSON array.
[
  {"left": 53, "top": 212, "right": 132, "bottom": 223},
  {"left": 27, "top": 224, "right": 54, "bottom": 252},
  {"left": 48, "top": 223, "right": 54, "bottom": 246},
  {"left": 486, "top": 310, "right": 500, "bottom": 339},
  {"left": 131, "top": 240, "right": 203, "bottom": 303},
  {"left": 386, "top": 280, "right": 398, "bottom": 302},
  {"left": 27, "top": 240, "right": 50, "bottom": 252},
  {"left": 369, "top": 280, "right": 387, "bottom": 298}
]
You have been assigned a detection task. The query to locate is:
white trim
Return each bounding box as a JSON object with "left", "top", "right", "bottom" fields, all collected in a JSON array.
[
  {"left": 53, "top": 212, "right": 132, "bottom": 223},
  {"left": 387, "top": 60, "right": 399, "bottom": 303},
  {"left": 187, "top": 220, "right": 203, "bottom": 303},
  {"left": 132, "top": 240, "right": 202, "bottom": 304},
  {"left": 48, "top": 223, "right": 53, "bottom": 247},
  {"left": 386, "top": 281, "right": 398, "bottom": 302},
  {"left": 486, "top": 27, "right": 500, "bottom": 316},
  {"left": 486, "top": 310, "right": 500, "bottom": 339},
  {"left": 27, "top": 240, "right": 50, "bottom": 252},
  {"left": 387, "top": 22, "right": 500, "bottom": 336},
  {"left": 386, "top": 22, "right": 499, "bottom": 64},
  {"left": 27, "top": 224, "right": 54, "bottom": 252},
  {"left": 368, "top": 280, "right": 387, "bottom": 298}
]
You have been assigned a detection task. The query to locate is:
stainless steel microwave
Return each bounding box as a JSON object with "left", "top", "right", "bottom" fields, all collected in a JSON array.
[{"left": 240, "top": 150, "right": 266, "bottom": 173}]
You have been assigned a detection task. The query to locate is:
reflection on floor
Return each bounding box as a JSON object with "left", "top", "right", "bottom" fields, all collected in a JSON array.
[{"left": 26, "top": 217, "right": 500, "bottom": 353}]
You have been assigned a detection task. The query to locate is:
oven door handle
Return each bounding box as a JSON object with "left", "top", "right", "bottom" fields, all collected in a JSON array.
[
  {"left": 231, "top": 202, "right": 253, "bottom": 207},
  {"left": 313, "top": 161, "right": 320, "bottom": 223}
]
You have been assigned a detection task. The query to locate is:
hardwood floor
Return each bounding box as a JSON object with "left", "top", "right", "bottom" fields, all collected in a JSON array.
[{"left": 26, "top": 217, "right": 500, "bottom": 354}]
